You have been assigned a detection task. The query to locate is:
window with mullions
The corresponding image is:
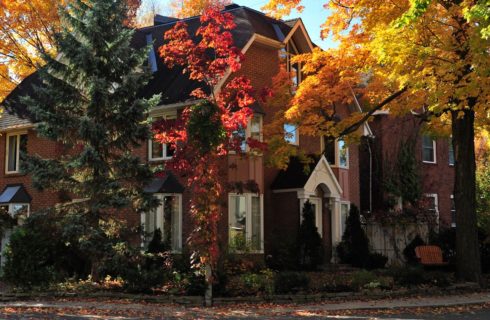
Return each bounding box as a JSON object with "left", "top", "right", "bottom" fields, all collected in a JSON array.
[
  {"left": 422, "top": 135, "right": 436, "bottom": 163},
  {"left": 149, "top": 112, "right": 176, "bottom": 161},
  {"left": 228, "top": 193, "right": 263, "bottom": 252},
  {"left": 5, "top": 132, "right": 27, "bottom": 174},
  {"left": 143, "top": 194, "right": 182, "bottom": 252}
]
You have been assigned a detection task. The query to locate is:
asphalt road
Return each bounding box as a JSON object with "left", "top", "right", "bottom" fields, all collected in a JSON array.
[{"left": 1, "top": 309, "right": 490, "bottom": 319}]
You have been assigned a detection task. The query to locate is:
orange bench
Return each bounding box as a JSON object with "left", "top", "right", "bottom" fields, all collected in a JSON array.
[{"left": 415, "top": 245, "right": 449, "bottom": 266}]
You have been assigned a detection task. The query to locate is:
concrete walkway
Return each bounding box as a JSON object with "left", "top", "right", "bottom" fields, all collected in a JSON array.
[{"left": 0, "top": 292, "right": 488, "bottom": 319}]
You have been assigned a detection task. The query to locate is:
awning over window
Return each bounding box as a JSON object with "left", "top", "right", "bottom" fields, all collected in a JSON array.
[
  {"left": 144, "top": 172, "right": 184, "bottom": 194},
  {"left": 0, "top": 184, "right": 32, "bottom": 204}
]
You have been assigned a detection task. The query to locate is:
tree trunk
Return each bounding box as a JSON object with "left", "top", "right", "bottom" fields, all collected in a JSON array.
[{"left": 452, "top": 109, "right": 482, "bottom": 284}]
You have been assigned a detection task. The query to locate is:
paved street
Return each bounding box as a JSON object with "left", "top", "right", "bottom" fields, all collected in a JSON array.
[{"left": 0, "top": 293, "right": 489, "bottom": 319}]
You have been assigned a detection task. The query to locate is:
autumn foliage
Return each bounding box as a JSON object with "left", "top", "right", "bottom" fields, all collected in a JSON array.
[
  {"left": 0, "top": 0, "right": 141, "bottom": 102},
  {"left": 157, "top": 8, "right": 255, "bottom": 275}
]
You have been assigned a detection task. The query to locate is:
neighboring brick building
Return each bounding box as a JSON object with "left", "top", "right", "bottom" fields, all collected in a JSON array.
[
  {"left": 0, "top": 4, "right": 454, "bottom": 265},
  {"left": 359, "top": 113, "right": 455, "bottom": 228}
]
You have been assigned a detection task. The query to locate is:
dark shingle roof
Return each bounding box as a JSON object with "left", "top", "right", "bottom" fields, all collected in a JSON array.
[
  {"left": 1, "top": 5, "right": 294, "bottom": 128},
  {"left": 271, "top": 156, "right": 319, "bottom": 190}
]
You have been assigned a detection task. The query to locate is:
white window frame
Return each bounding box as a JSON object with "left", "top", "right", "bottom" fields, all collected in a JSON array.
[
  {"left": 232, "top": 114, "right": 263, "bottom": 153},
  {"left": 285, "top": 40, "right": 302, "bottom": 88},
  {"left": 5, "top": 131, "right": 27, "bottom": 174},
  {"left": 1, "top": 203, "right": 30, "bottom": 218},
  {"left": 321, "top": 137, "right": 349, "bottom": 168},
  {"left": 422, "top": 136, "right": 437, "bottom": 164},
  {"left": 148, "top": 111, "right": 177, "bottom": 162},
  {"left": 141, "top": 193, "right": 182, "bottom": 253},
  {"left": 450, "top": 194, "right": 456, "bottom": 228},
  {"left": 284, "top": 123, "right": 299, "bottom": 145},
  {"left": 425, "top": 193, "right": 439, "bottom": 224},
  {"left": 340, "top": 201, "right": 350, "bottom": 237},
  {"left": 228, "top": 193, "right": 264, "bottom": 253}
]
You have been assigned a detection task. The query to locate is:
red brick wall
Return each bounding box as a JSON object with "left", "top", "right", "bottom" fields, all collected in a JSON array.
[
  {"left": 0, "top": 129, "right": 62, "bottom": 213},
  {"left": 366, "top": 114, "right": 455, "bottom": 227}
]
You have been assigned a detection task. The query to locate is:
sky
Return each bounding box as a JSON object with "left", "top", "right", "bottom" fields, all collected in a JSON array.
[{"left": 140, "top": 0, "right": 337, "bottom": 49}]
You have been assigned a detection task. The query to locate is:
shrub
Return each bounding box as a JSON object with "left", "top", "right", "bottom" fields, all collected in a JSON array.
[
  {"left": 274, "top": 271, "right": 309, "bottom": 294},
  {"left": 365, "top": 252, "right": 388, "bottom": 270},
  {"left": 350, "top": 270, "right": 377, "bottom": 290},
  {"left": 388, "top": 266, "right": 426, "bottom": 287},
  {"left": 336, "top": 205, "right": 370, "bottom": 268},
  {"left": 298, "top": 201, "right": 324, "bottom": 270},
  {"left": 266, "top": 235, "right": 299, "bottom": 271},
  {"left": 403, "top": 235, "right": 426, "bottom": 265},
  {"left": 2, "top": 211, "right": 89, "bottom": 288}
]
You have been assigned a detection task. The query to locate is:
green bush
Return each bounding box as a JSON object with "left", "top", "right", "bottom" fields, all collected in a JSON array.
[
  {"left": 337, "top": 205, "right": 370, "bottom": 267},
  {"left": 365, "top": 252, "right": 388, "bottom": 270},
  {"left": 298, "top": 201, "right": 324, "bottom": 270},
  {"left": 350, "top": 270, "right": 377, "bottom": 290},
  {"left": 274, "top": 271, "right": 309, "bottom": 294},
  {"left": 2, "top": 211, "right": 89, "bottom": 288},
  {"left": 388, "top": 266, "right": 426, "bottom": 286},
  {"left": 403, "top": 235, "right": 426, "bottom": 265}
]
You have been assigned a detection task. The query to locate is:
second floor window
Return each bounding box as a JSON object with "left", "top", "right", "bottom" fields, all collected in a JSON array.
[
  {"left": 338, "top": 139, "right": 349, "bottom": 168},
  {"left": 284, "top": 123, "right": 299, "bottom": 145},
  {"left": 233, "top": 114, "right": 263, "bottom": 153},
  {"left": 149, "top": 112, "right": 176, "bottom": 161},
  {"left": 323, "top": 137, "right": 349, "bottom": 168},
  {"left": 5, "top": 132, "right": 27, "bottom": 174},
  {"left": 448, "top": 139, "right": 455, "bottom": 166},
  {"left": 422, "top": 135, "right": 436, "bottom": 163}
]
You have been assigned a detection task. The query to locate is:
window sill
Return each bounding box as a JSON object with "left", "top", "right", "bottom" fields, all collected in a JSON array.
[
  {"left": 148, "top": 158, "right": 172, "bottom": 162},
  {"left": 4, "top": 171, "right": 25, "bottom": 176},
  {"left": 422, "top": 161, "right": 437, "bottom": 165}
]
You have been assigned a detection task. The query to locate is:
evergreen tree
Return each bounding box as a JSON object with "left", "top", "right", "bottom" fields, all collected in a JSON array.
[
  {"left": 298, "top": 200, "right": 324, "bottom": 270},
  {"left": 20, "top": 0, "right": 159, "bottom": 278},
  {"left": 336, "top": 204, "right": 370, "bottom": 267}
]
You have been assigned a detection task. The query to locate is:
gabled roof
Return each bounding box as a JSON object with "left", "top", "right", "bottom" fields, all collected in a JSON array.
[{"left": 0, "top": 5, "right": 306, "bottom": 128}]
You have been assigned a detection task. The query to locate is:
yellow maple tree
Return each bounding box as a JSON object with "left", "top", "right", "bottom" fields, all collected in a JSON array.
[
  {"left": 264, "top": 0, "right": 490, "bottom": 283},
  {"left": 170, "top": 0, "right": 231, "bottom": 18}
]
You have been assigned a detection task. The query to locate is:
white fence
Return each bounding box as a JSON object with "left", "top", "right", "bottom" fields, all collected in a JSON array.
[{"left": 365, "top": 222, "right": 429, "bottom": 265}]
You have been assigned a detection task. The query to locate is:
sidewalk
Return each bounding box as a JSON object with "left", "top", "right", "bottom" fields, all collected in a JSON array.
[{"left": 0, "top": 292, "right": 488, "bottom": 319}]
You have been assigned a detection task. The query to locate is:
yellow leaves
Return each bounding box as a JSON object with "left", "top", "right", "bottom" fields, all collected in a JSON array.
[
  {"left": 261, "top": 0, "right": 304, "bottom": 19},
  {"left": 170, "top": 0, "right": 231, "bottom": 18}
]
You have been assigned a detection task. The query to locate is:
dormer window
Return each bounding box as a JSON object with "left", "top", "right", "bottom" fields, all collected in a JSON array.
[{"left": 282, "top": 40, "right": 302, "bottom": 89}]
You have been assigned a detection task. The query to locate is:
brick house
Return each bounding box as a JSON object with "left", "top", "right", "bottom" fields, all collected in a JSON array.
[
  {"left": 359, "top": 113, "right": 455, "bottom": 228},
  {"left": 0, "top": 4, "right": 454, "bottom": 264}
]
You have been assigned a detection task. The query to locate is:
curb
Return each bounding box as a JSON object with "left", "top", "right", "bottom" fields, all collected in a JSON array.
[{"left": 0, "top": 283, "right": 485, "bottom": 307}]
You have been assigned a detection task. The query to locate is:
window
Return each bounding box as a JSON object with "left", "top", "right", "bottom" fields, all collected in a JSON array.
[
  {"left": 422, "top": 136, "right": 436, "bottom": 163},
  {"left": 148, "top": 112, "right": 176, "bottom": 161},
  {"left": 233, "top": 115, "right": 263, "bottom": 153},
  {"left": 284, "top": 123, "right": 299, "bottom": 145},
  {"left": 338, "top": 139, "right": 349, "bottom": 168},
  {"left": 340, "top": 202, "right": 350, "bottom": 237},
  {"left": 448, "top": 139, "right": 455, "bottom": 166},
  {"left": 450, "top": 195, "right": 456, "bottom": 228},
  {"left": 425, "top": 193, "right": 439, "bottom": 223},
  {"left": 322, "top": 137, "right": 348, "bottom": 168},
  {"left": 323, "top": 138, "right": 336, "bottom": 165},
  {"left": 0, "top": 203, "right": 29, "bottom": 219},
  {"left": 228, "top": 193, "right": 263, "bottom": 252},
  {"left": 143, "top": 194, "right": 182, "bottom": 252},
  {"left": 282, "top": 40, "right": 302, "bottom": 89},
  {"left": 5, "top": 132, "right": 27, "bottom": 174}
]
